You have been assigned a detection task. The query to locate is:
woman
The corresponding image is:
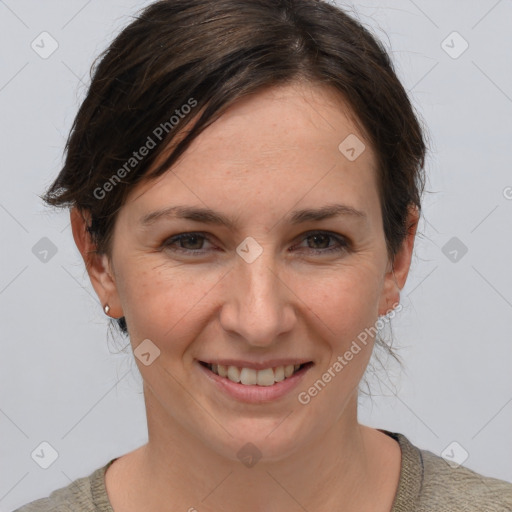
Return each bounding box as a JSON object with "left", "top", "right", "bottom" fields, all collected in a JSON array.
[{"left": 16, "top": 0, "right": 512, "bottom": 510}]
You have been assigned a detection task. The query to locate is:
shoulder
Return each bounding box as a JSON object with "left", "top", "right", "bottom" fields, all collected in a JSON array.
[
  {"left": 418, "top": 447, "right": 512, "bottom": 511},
  {"left": 12, "top": 460, "right": 115, "bottom": 512},
  {"left": 388, "top": 430, "right": 512, "bottom": 512}
]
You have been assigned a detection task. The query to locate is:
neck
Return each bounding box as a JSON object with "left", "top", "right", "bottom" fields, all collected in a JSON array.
[{"left": 119, "top": 390, "right": 399, "bottom": 511}]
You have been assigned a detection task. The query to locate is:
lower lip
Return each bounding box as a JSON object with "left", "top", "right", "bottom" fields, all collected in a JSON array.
[{"left": 197, "top": 361, "right": 313, "bottom": 404}]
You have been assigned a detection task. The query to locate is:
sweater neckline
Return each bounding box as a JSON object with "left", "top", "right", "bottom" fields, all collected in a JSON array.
[
  {"left": 92, "top": 430, "right": 423, "bottom": 511},
  {"left": 377, "top": 429, "right": 423, "bottom": 511}
]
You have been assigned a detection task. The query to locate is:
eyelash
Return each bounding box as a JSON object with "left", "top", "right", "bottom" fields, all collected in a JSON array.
[{"left": 162, "top": 231, "right": 350, "bottom": 256}]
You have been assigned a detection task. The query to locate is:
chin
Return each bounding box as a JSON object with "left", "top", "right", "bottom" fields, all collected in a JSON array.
[{"left": 206, "top": 417, "right": 309, "bottom": 465}]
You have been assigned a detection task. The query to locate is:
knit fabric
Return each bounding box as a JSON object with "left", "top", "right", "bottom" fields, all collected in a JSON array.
[{"left": 14, "top": 430, "right": 512, "bottom": 511}]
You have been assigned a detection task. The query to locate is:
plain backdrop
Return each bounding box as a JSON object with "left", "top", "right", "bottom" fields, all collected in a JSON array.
[{"left": 1, "top": 0, "right": 511, "bottom": 509}]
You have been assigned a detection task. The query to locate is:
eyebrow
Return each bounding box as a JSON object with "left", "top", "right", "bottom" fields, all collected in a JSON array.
[{"left": 140, "top": 203, "right": 367, "bottom": 229}]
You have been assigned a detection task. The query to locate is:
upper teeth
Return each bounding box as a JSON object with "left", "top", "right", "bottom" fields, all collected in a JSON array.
[{"left": 208, "top": 364, "right": 302, "bottom": 386}]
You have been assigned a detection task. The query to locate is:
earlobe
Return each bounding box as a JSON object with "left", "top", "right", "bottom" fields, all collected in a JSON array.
[{"left": 70, "top": 208, "right": 123, "bottom": 318}]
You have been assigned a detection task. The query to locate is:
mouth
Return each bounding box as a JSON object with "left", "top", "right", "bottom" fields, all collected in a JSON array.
[{"left": 198, "top": 361, "right": 314, "bottom": 387}]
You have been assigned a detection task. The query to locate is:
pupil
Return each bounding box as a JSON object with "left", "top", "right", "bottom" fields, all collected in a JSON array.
[
  {"left": 184, "top": 235, "right": 202, "bottom": 249},
  {"left": 310, "top": 234, "right": 329, "bottom": 249}
]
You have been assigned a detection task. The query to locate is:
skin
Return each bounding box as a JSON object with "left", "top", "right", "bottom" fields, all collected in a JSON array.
[{"left": 72, "top": 81, "right": 418, "bottom": 511}]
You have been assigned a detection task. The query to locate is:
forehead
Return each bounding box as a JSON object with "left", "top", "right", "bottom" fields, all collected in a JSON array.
[
  {"left": 124, "top": 82, "right": 380, "bottom": 224},
  {"left": 179, "top": 82, "right": 374, "bottom": 171}
]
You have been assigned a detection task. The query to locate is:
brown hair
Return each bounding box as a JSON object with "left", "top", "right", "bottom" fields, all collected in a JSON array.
[{"left": 43, "top": 0, "right": 428, "bottom": 343}]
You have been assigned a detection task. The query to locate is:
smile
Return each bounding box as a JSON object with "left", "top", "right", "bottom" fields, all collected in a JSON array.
[
  {"left": 199, "top": 361, "right": 311, "bottom": 386},
  {"left": 196, "top": 358, "right": 314, "bottom": 403}
]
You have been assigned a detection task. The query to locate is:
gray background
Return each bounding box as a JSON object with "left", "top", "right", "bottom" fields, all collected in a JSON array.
[{"left": 1, "top": 0, "right": 511, "bottom": 509}]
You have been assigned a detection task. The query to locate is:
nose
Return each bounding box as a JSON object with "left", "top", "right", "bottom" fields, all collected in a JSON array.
[{"left": 219, "top": 245, "right": 296, "bottom": 347}]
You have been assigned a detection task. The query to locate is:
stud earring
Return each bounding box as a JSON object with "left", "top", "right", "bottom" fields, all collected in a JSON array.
[{"left": 103, "top": 304, "right": 110, "bottom": 315}]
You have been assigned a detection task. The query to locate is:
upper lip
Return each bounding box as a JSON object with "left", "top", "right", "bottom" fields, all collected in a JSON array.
[{"left": 198, "top": 359, "right": 313, "bottom": 370}]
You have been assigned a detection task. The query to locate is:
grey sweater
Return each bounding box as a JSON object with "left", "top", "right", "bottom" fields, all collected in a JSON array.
[{"left": 13, "top": 430, "right": 512, "bottom": 511}]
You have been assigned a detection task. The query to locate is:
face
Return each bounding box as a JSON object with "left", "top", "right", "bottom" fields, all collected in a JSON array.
[{"left": 76, "top": 82, "right": 415, "bottom": 462}]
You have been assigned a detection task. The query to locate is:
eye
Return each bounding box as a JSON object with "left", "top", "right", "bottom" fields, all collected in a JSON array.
[
  {"left": 293, "top": 231, "right": 350, "bottom": 255},
  {"left": 161, "top": 230, "right": 350, "bottom": 256},
  {"left": 162, "top": 232, "right": 213, "bottom": 254}
]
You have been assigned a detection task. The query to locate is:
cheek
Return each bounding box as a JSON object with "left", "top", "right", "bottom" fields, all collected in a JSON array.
[
  {"left": 115, "top": 259, "right": 223, "bottom": 346},
  {"left": 293, "top": 272, "right": 381, "bottom": 423},
  {"left": 292, "top": 263, "right": 383, "bottom": 342}
]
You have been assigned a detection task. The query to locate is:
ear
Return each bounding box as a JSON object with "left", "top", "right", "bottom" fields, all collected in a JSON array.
[
  {"left": 70, "top": 207, "right": 123, "bottom": 318},
  {"left": 378, "top": 204, "right": 419, "bottom": 317}
]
